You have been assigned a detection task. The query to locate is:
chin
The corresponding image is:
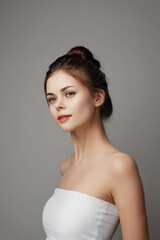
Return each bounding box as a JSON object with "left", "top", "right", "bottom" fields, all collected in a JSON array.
[
  {"left": 62, "top": 123, "right": 80, "bottom": 132},
  {"left": 57, "top": 123, "right": 75, "bottom": 132},
  {"left": 60, "top": 121, "right": 89, "bottom": 133}
]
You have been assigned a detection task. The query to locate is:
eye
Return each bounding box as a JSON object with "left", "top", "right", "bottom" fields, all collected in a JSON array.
[
  {"left": 66, "top": 91, "right": 75, "bottom": 97},
  {"left": 47, "top": 92, "right": 75, "bottom": 104},
  {"left": 47, "top": 97, "right": 56, "bottom": 104}
]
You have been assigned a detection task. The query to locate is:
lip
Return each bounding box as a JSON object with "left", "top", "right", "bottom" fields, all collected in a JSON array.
[
  {"left": 57, "top": 115, "right": 72, "bottom": 120},
  {"left": 58, "top": 115, "right": 72, "bottom": 122}
]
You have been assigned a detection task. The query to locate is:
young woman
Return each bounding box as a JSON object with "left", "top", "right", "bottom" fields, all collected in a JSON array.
[{"left": 42, "top": 46, "right": 149, "bottom": 240}]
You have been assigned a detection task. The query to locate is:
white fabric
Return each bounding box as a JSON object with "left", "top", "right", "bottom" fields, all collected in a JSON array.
[{"left": 42, "top": 188, "right": 120, "bottom": 240}]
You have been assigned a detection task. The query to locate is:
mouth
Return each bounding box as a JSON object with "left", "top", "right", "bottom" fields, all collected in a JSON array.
[{"left": 58, "top": 115, "right": 72, "bottom": 122}]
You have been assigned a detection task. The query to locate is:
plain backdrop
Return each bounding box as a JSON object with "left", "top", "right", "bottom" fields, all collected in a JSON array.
[{"left": 1, "top": 0, "right": 160, "bottom": 239}]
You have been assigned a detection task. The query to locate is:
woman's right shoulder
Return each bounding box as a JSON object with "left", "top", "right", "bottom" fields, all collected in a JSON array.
[{"left": 60, "top": 155, "right": 74, "bottom": 176}]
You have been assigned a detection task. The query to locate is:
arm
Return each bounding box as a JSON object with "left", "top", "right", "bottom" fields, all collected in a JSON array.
[{"left": 111, "top": 153, "right": 150, "bottom": 240}]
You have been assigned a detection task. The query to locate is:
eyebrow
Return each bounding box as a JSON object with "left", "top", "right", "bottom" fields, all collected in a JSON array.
[{"left": 46, "top": 86, "right": 76, "bottom": 96}]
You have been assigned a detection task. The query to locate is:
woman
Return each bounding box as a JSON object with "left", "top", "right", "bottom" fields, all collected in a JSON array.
[{"left": 42, "top": 46, "right": 149, "bottom": 240}]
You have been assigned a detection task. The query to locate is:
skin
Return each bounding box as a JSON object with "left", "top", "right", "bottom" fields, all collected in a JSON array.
[{"left": 46, "top": 70, "right": 150, "bottom": 240}]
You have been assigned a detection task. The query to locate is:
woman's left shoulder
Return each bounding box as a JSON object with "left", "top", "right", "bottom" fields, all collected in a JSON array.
[
  {"left": 109, "top": 152, "right": 149, "bottom": 239},
  {"left": 110, "top": 152, "right": 139, "bottom": 175}
]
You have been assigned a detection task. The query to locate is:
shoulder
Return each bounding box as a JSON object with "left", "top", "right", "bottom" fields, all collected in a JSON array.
[
  {"left": 109, "top": 153, "right": 149, "bottom": 239},
  {"left": 110, "top": 152, "right": 139, "bottom": 175},
  {"left": 60, "top": 155, "right": 73, "bottom": 176},
  {"left": 109, "top": 151, "right": 144, "bottom": 205},
  {"left": 102, "top": 151, "right": 140, "bottom": 193}
]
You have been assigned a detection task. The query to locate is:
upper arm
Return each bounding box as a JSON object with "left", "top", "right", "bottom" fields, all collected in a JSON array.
[{"left": 111, "top": 153, "right": 150, "bottom": 240}]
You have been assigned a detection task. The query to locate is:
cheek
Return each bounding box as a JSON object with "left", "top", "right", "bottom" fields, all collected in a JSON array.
[
  {"left": 71, "top": 95, "right": 94, "bottom": 121},
  {"left": 49, "top": 107, "right": 57, "bottom": 120}
]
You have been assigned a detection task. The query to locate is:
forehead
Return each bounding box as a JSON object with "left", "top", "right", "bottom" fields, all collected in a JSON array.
[{"left": 46, "top": 71, "right": 82, "bottom": 91}]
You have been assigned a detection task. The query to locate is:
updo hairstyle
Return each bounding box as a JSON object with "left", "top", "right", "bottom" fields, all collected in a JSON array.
[{"left": 44, "top": 46, "right": 113, "bottom": 120}]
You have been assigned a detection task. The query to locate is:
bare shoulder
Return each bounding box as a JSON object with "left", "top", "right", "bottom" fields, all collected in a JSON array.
[
  {"left": 60, "top": 155, "right": 73, "bottom": 176},
  {"left": 110, "top": 152, "right": 139, "bottom": 175},
  {"left": 109, "top": 152, "right": 149, "bottom": 239},
  {"left": 110, "top": 151, "right": 144, "bottom": 208}
]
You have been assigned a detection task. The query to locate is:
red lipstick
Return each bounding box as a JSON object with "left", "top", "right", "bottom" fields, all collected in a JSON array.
[{"left": 58, "top": 115, "right": 72, "bottom": 122}]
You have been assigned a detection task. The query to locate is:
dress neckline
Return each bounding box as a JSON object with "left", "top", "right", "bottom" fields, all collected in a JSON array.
[{"left": 55, "top": 187, "right": 117, "bottom": 208}]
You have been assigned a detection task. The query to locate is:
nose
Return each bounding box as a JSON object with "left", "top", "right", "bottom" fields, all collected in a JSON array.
[{"left": 54, "top": 96, "right": 65, "bottom": 110}]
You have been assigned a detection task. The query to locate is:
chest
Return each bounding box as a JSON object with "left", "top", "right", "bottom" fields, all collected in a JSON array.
[{"left": 57, "top": 158, "right": 115, "bottom": 204}]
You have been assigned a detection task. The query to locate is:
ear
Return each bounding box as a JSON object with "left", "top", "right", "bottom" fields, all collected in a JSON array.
[{"left": 93, "top": 89, "right": 105, "bottom": 108}]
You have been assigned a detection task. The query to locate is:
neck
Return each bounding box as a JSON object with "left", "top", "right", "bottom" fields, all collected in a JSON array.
[{"left": 70, "top": 114, "right": 112, "bottom": 165}]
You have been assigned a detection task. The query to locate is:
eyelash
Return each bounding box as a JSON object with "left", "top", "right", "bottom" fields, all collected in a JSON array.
[{"left": 47, "top": 91, "right": 75, "bottom": 104}]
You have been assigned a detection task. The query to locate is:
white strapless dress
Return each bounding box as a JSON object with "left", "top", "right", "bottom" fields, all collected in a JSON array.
[{"left": 42, "top": 187, "right": 120, "bottom": 240}]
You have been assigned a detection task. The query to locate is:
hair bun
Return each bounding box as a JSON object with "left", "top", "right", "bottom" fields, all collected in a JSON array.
[{"left": 66, "top": 45, "right": 101, "bottom": 69}]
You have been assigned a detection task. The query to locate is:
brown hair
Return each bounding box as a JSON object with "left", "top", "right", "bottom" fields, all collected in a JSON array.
[{"left": 44, "top": 45, "right": 113, "bottom": 120}]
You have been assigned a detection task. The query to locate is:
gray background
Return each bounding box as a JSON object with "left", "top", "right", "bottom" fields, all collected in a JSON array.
[{"left": 1, "top": 0, "right": 160, "bottom": 239}]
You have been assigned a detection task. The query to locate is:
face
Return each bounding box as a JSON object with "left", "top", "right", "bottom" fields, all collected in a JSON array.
[{"left": 46, "top": 70, "right": 97, "bottom": 132}]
